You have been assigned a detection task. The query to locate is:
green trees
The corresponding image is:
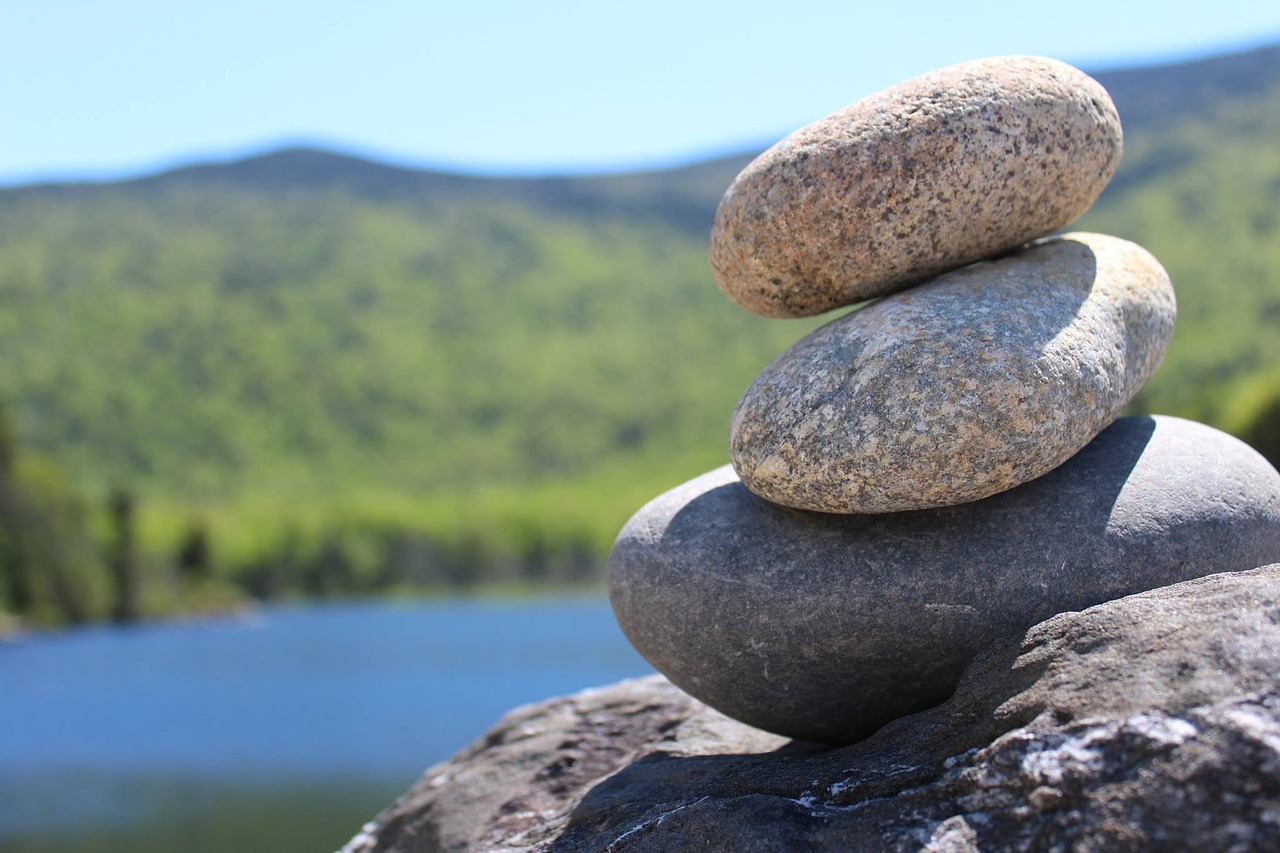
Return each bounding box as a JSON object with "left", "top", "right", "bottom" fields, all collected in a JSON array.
[
  {"left": 106, "top": 488, "right": 141, "bottom": 623},
  {"left": 1223, "top": 374, "right": 1280, "bottom": 470},
  {"left": 2, "top": 45, "right": 1280, "bottom": 627},
  {"left": 0, "top": 404, "right": 110, "bottom": 627}
]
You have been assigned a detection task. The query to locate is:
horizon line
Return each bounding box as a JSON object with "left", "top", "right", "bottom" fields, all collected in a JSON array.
[{"left": 4, "top": 32, "right": 1278, "bottom": 192}]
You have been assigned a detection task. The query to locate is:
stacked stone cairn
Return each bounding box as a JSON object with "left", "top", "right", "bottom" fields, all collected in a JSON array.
[{"left": 609, "top": 56, "right": 1280, "bottom": 744}]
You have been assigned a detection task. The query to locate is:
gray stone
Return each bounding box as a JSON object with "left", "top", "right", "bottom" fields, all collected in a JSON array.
[
  {"left": 710, "top": 55, "right": 1123, "bottom": 318},
  {"left": 730, "top": 232, "right": 1176, "bottom": 513},
  {"left": 612, "top": 416, "right": 1280, "bottom": 743},
  {"left": 341, "top": 675, "right": 787, "bottom": 853},
  {"left": 345, "top": 565, "right": 1280, "bottom": 852}
]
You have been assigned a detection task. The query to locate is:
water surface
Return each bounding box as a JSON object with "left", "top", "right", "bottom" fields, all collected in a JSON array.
[{"left": 1, "top": 596, "right": 652, "bottom": 851}]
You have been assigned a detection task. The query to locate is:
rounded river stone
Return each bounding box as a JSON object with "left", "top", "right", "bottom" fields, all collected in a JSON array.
[
  {"left": 610, "top": 416, "right": 1280, "bottom": 744},
  {"left": 730, "top": 232, "right": 1175, "bottom": 514},
  {"left": 710, "top": 55, "right": 1123, "bottom": 318}
]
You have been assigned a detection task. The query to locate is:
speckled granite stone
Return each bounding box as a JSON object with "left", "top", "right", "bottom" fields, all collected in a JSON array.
[
  {"left": 729, "top": 232, "right": 1175, "bottom": 514},
  {"left": 610, "top": 416, "right": 1280, "bottom": 743},
  {"left": 710, "top": 55, "right": 1123, "bottom": 318}
]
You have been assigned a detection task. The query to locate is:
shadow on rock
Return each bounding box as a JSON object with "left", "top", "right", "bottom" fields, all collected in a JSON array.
[{"left": 557, "top": 564, "right": 1280, "bottom": 852}]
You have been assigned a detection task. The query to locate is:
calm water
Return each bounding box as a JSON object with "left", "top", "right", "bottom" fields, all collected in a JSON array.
[{"left": 0, "top": 596, "right": 652, "bottom": 851}]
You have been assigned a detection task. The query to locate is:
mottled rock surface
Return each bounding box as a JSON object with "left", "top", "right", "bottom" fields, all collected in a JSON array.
[
  {"left": 730, "top": 232, "right": 1176, "bottom": 513},
  {"left": 341, "top": 676, "right": 786, "bottom": 853},
  {"left": 614, "top": 416, "right": 1280, "bottom": 742},
  {"left": 345, "top": 565, "right": 1280, "bottom": 852},
  {"left": 710, "top": 55, "right": 1123, "bottom": 318}
]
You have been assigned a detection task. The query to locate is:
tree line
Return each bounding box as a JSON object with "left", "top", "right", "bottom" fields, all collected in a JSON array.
[
  {"left": 3, "top": 384, "right": 1277, "bottom": 632},
  {"left": 0, "top": 404, "right": 608, "bottom": 631}
]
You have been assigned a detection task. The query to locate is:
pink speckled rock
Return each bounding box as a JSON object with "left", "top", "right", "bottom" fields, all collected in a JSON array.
[
  {"left": 710, "top": 56, "right": 1123, "bottom": 318},
  {"left": 729, "top": 233, "right": 1175, "bottom": 513}
]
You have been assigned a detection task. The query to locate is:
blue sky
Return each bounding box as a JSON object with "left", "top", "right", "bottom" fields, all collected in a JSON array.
[{"left": 4, "top": 0, "right": 1280, "bottom": 185}]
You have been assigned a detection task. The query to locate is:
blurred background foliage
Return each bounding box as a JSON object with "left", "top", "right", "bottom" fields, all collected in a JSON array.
[{"left": 1, "top": 47, "right": 1279, "bottom": 629}]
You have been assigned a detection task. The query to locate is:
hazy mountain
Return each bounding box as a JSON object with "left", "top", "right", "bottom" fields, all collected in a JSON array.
[{"left": 1, "top": 39, "right": 1277, "bottom": 596}]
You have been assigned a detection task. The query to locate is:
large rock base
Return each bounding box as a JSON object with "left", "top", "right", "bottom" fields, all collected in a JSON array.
[{"left": 347, "top": 565, "right": 1280, "bottom": 852}]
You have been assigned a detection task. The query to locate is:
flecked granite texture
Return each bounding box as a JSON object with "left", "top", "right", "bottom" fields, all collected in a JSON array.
[
  {"left": 710, "top": 55, "right": 1123, "bottom": 318},
  {"left": 344, "top": 564, "right": 1280, "bottom": 852},
  {"left": 612, "top": 416, "right": 1280, "bottom": 743},
  {"left": 730, "top": 232, "right": 1176, "bottom": 513}
]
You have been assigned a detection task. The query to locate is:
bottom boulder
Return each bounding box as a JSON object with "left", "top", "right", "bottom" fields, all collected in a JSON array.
[{"left": 345, "top": 564, "right": 1280, "bottom": 852}]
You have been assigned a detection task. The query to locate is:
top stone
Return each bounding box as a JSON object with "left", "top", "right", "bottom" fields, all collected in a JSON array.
[{"left": 710, "top": 56, "right": 1123, "bottom": 318}]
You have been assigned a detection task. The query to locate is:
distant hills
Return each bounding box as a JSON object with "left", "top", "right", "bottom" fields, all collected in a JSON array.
[
  {"left": 11, "top": 140, "right": 755, "bottom": 239},
  {"left": 1, "top": 40, "right": 1278, "bottom": 605},
  {"left": 1091, "top": 42, "right": 1280, "bottom": 133}
]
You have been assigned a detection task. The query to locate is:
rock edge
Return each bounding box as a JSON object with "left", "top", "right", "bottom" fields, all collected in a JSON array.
[{"left": 345, "top": 564, "right": 1280, "bottom": 852}]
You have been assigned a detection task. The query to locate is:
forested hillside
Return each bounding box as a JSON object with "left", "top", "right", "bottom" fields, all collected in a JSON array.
[
  {"left": 2, "top": 43, "right": 1278, "bottom": 627},
  {"left": 1079, "top": 46, "right": 1280, "bottom": 431}
]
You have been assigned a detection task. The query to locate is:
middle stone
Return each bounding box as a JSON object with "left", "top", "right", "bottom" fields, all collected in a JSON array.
[{"left": 730, "top": 231, "right": 1175, "bottom": 513}]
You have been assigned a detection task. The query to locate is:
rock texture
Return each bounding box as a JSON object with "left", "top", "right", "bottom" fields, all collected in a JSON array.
[
  {"left": 710, "top": 55, "right": 1123, "bottom": 318},
  {"left": 729, "top": 232, "right": 1176, "bottom": 513},
  {"left": 345, "top": 565, "right": 1280, "bottom": 852},
  {"left": 342, "top": 676, "right": 788, "bottom": 853},
  {"left": 612, "top": 415, "right": 1280, "bottom": 743}
]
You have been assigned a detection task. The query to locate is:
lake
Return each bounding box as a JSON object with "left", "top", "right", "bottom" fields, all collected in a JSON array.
[{"left": 0, "top": 595, "right": 653, "bottom": 852}]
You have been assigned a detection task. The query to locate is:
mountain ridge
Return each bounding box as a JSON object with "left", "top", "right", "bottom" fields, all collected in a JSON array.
[
  {"left": 0, "top": 38, "right": 1278, "bottom": 622},
  {"left": 6, "top": 41, "right": 1279, "bottom": 202}
]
